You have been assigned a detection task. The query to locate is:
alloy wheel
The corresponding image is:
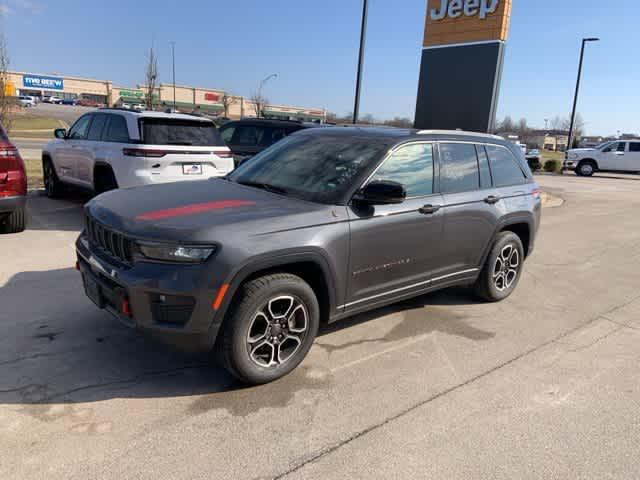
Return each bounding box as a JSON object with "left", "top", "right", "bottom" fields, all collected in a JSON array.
[
  {"left": 493, "top": 244, "right": 520, "bottom": 292},
  {"left": 246, "top": 295, "right": 309, "bottom": 368}
]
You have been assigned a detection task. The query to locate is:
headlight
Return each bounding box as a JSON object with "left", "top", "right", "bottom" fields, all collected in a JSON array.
[
  {"left": 137, "top": 243, "right": 215, "bottom": 263},
  {"left": 569, "top": 153, "right": 578, "bottom": 159}
]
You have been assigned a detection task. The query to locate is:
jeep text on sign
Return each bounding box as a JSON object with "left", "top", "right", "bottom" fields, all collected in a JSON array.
[{"left": 423, "top": 0, "right": 512, "bottom": 47}]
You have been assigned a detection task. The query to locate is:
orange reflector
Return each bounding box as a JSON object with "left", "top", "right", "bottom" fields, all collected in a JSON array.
[
  {"left": 212, "top": 284, "right": 230, "bottom": 310},
  {"left": 121, "top": 298, "right": 132, "bottom": 317}
]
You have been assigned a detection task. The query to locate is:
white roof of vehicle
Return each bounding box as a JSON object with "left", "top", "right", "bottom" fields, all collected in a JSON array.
[{"left": 98, "top": 108, "right": 214, "bottom": 123}]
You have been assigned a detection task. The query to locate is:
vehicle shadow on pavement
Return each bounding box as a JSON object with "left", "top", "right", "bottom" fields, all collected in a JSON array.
[
  {"left": 0, "top": 267, "right": 492, "bottom": 415},
  {"left": 25, "top": 190, "right": 92, "bottom": 232}
]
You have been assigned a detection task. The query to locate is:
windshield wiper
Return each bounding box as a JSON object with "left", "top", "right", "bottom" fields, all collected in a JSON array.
[{"left": 237, "top": 180, "right": 289, "bottom": 196}]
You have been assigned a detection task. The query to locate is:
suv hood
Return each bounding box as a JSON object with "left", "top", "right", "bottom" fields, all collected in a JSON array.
[{"left": 86, "top": 179, "right": 334, "bottom": 242}]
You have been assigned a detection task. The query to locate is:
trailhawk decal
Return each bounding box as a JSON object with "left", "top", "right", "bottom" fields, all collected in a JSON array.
[{"left": 136, "top": 200, "right": 256, "bottom": 221}]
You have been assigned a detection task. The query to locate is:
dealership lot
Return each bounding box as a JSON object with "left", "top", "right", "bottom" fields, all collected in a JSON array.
[{"left": 2, "top": 175, "right": 640, "bottom": 479}]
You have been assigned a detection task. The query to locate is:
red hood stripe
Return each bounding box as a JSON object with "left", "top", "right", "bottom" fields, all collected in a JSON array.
[{"left": 136, "top": 199, "right": 256, "bottom": 221}]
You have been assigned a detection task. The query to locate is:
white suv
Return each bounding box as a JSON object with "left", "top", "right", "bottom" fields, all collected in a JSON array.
[
  {"left": 564, "top": 140, "right": 640, "bottom": 176},
  {"left": 42, "top": 109, "right": 234, "bottom": 196}
]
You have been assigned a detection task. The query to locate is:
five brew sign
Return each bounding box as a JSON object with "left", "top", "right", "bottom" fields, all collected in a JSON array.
[{"left": 423, "top": 0, "right": 511, "bottom": 47}]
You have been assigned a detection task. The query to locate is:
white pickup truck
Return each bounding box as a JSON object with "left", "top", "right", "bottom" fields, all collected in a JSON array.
[{"left": 564, "top": 140, "right": 640, "bottom": 176}]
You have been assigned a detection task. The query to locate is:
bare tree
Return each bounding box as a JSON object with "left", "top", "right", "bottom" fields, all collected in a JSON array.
[
  {"left": 383, "top": 117, "right": 413, "bottom": 128},
  {"left": 250, "top": 93, "right": 268, "bottom": 117},
  {"left": 499, "top": 116, "right": 514, "bottom": 132},
  {"left": 144, "top": 44, "right": 158, "bottom": 110},
  {"left": 517, "top": 118, "right": 529, "bottom": 133},
  {"left": 0, "top": 28, "right": 12, "bottom": 131},
  {"left": 549, "top": 116, "right": 564, "bottom": 130},
  {"left": 220, "top": 92, "right": 237, "bottom": 118}
]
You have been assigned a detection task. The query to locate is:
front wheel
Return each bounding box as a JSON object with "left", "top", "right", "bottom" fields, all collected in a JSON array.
[
  {"left": 0, "top": 207, "right": 26, "bottom": 233},
  {"left": 576, "top": 160, "right": 596, "bottom": 177},
  {"left": 474, "top": 232, "right": 524, "bottom": 302},
  {"left": 43, "top": 159, "right": 64, "bottom": 198},
  {"left": 218, "top": 273, "right": 319, "bottom": 385}
]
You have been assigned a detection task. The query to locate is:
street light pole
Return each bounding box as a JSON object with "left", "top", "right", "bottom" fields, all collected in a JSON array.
[
  {"left": 257, "top": 73, "right": 277, "bottom": 117},
  {"left": 567, "top": 37, "right": 599, "bottom": 151},
  {"left": 171, "top": 41, "right": 176, "bottom": 111},
  {"left": 353, "top": 0, "right": 368, "bottom": 124}
]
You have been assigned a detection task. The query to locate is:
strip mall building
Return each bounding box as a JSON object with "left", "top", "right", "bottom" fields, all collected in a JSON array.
[{"left": 7, "top": 70, "right": 326, "bottom": 122}]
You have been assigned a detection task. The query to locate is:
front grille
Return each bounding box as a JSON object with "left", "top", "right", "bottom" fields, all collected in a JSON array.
[{"left": 86, "top": 215, "right": 134, "bottom": 264}]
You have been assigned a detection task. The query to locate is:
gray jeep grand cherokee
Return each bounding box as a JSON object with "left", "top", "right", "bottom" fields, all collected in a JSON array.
[{"left": 77, "top": 127, "right": 541, "bottom": 384}]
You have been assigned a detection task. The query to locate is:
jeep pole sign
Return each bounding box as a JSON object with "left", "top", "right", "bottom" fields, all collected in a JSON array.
[{"left": 414, "top": 0, "right": 512, "bottom": 132}]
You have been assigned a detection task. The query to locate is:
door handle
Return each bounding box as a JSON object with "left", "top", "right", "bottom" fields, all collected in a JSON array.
[
  {"left": 484, "top": 195, "right": 501, "bottom": 205},
  {"left": 419, "top": 204, "right": 441, "bottom": 215}
]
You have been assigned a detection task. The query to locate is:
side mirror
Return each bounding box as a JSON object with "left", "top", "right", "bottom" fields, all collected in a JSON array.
[
  {"left": 355, "top": 180, "right": 406, "bottom": 205},
  {"left": 54, "top": 128, "right": 67, "bottom": 139}
]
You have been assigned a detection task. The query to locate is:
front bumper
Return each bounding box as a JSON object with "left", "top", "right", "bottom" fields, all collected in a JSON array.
[
  {"left": 563, "top": 161, "right": 576, "bottom": 171},
  {"left": 0, "top": 195, "right": 26, "bottom": 215},
  {"left": 76, "top": 233, "right": 228, "bottom": 353}
]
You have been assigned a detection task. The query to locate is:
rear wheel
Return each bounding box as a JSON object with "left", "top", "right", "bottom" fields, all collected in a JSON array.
[
  {"left": 0, "top": 207, "right": 26, "bottom": 233},
  {"left": 474, "top": 231, "right": 524, "bottom": 302},
  {"left": 218, "top": 273, "right": 319, "bottom": 385}
]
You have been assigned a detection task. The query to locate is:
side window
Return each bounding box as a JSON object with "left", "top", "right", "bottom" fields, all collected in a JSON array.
[
  {"left": 439, "top": 143, "right": 480, "bottom": 194},
  {"left": 371, "top": 143, "right": 434, "bottom": 197},
  {"left": 630, "top": 143, "right": 640, "bottom": 152},
  {"left": 68, "top": 115, "right": 92, "bottom": 140},
  {"left": 486, "top": 145, "right": 526, "bottom": 187},
  {"left": 617, "top": 142, "right": 627, "bottom": 152},
  {"left": 104, "top": 115, "right": 130, "bottom": 143},
  {"left": 231, "top": 126, "right": 260, "bottom": 146},
  {"left": 604, "top": 142, "right": 623, "bottom": 153},
  {"left": 476, "top": 145, "right": 492, "bottom": 189},
  {"left": 220, "top": 125, "right": 235, "bottom": 144},
  {"left": 87, "top": 114, "right": 108, "bottom": 141},
  {"left": 258, "top": 127, "right": 287, "bottom": 147}
]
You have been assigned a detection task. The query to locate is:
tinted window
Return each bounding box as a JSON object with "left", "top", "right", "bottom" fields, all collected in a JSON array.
[
  {"left": 603, "top": 142, "right": 625, "bottom": 153},
  {"left": 259, "top": 127, "right": 288, "bottom": 147},
  {"left": 68, "top": 115, "right": 92, "bottom": 140},
  {"left": 104, "top": 115, "right": 130, "bottom": 143},
  {"left": 630, "top": 143, "right": 640, "bottom": 152},
  {"left": 476, "top": 145, "right": 492, "bottom": 189},
  {"left": 87, "top": 114, "right": 108, "bottom": 141},
  {"left": 231, "top": 125, "right": 261, "bottom": 146},
  {"left": 141, "top": 119, "right": 224, "bottom": 146},
  {"left": 219, "top": 125, "right": 235, "bottom": 144},
  {"left": 439, "top": 143, "right": 480, "bottom": 193},
  {"left": 229, "top": 135, "right": 386, "bottom": 204},
  {"left": 371, "top": 143, "right": 434, "bottom": 197},
  {"left": 486, "top": 145, "right": 526, "bottom": 187},
  {"left": 617, "top": 142, "right": 627, "bottom": 152}
]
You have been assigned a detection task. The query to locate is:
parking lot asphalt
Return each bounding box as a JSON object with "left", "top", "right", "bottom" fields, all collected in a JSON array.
[{"left": 2, "top": 175, "right": 640, "bottom": 479}]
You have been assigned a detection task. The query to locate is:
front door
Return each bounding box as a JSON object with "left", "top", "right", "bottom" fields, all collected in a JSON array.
[
  {"left": 346, "top": 143, "right": 444, "bottom": 311},
  {"left": 624, "top": 142, "right": 640, "bottom": 172},
  {"left": 56, "top": 114, "right": 92, "bottom": 182},
  {"left": 599, "top": 141, "right": 627, "bottom": 171}
]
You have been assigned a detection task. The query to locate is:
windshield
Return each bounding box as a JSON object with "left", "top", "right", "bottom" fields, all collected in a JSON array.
[
  {"left": 141, "top": 118, "right": 225, "bottom": 146},
  {"left": 228, "top": 134, "right": 387, "bottom": 204}
]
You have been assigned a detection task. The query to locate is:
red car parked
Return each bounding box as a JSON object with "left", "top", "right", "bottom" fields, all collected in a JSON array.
[{"left": 0, "top": 124, "right": 27, "bottom": 233}]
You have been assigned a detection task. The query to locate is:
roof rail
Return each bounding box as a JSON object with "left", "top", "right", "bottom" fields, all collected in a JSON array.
[{"left": 416, "top": 129, "right": 503, "bottom": 140}]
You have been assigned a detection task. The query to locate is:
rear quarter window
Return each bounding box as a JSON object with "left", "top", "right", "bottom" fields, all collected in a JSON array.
[
  {"left": 486, "top": 145, "right": 527, "bottom": 187},
  {"left": 141, "top": 118, "right": 224, "bottom": 146}
]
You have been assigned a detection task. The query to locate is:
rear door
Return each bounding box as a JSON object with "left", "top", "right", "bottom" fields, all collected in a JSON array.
[
  {"left": 436, "top": 142, "right": 500, "bottom": 282},
  {"left": 625, "top": 142, "right": 640, "bottom": 171},
  {"left": 347, "top": 142, "right": 445, "bottom": 310}
]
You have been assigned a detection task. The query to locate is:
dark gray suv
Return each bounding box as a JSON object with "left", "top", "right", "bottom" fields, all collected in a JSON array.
[{"left": 76, "top": 127, "right": 541, "bottom": 384}]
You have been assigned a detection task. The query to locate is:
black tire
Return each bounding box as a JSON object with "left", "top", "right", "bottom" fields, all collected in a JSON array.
[
  {"left": 576, "top": 160, "right": 596, "bottom": 177},
  {"left": 218, "top": 273, "right": 320, "bottom": 385},
  {"left": 474, "top": 231, "right": 524, "bottom": 302},
  {"left": 0, "top": 207, "right": 26, "bottom": 233},
  {"left": 94, "top": 167, "right": 118, "bottom": 194},
  {"left": 43, "top": 158, "right": 64, "bottom": 198}
]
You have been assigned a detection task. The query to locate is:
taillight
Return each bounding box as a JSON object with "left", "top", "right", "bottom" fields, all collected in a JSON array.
[
  {"left": 532, "top": 188, "right": 541, "bottom": 199},
  {"left": 0, "top": 143, "right": 27, "bottom": 197},
  {"left": 213, "top": 151, "right": 232, "bottom": 158},
  {"left": 123, "top": 148, "right": 167, "bottom": 158}
]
